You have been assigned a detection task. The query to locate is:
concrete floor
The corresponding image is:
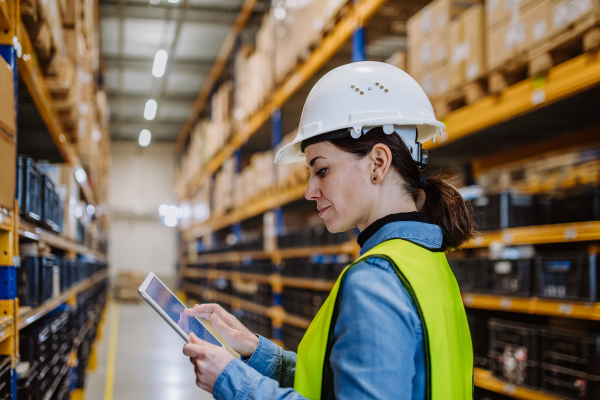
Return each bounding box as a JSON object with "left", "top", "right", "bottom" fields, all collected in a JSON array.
[{"left": 85, "top": 301, "right": 214, "bottom": 400}]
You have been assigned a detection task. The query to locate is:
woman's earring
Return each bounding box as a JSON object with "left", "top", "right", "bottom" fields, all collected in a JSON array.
[{"left": 372, "top": 177, "right": 377, "bottom": 182}]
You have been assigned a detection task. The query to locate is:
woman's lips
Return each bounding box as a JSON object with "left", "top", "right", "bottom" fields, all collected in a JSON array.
[{"left": 319, "top": 207, "right": 330, "bottom": 216}]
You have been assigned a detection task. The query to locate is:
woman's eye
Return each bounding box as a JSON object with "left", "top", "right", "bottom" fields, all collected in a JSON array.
[{"left": 317, "top": 168, "right": 328, "bottom": 178}]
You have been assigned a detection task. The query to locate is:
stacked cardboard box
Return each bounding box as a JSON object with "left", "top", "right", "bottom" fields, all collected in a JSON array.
[
  {"left": 115, "top": 270, "right": 143, "bottom": 303},
  {"left": 20, "top": 0, "right": 66, "bottom": 64},
  {"left": 407, "top": 0, "right": 482, "bottom": 99},
  {"left": 486, "top": 0, "right": 552, "bottom": 71}
]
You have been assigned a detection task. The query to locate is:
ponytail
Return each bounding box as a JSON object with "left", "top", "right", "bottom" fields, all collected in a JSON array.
[{"left": 328, "top": 128, "right": 476, "bottom": 251}]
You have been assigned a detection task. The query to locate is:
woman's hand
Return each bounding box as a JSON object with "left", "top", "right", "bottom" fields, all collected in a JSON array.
[
  {"left": 184, "top": 303, "right": 259, "bottom": 358},
  {"left": 183, "top": 332, "right": 236, "bottom": 393}
]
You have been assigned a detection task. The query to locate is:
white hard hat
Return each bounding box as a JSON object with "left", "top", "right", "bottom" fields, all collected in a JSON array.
[{"left": 274, "top": 61, "right": 444, "bottom": 165}]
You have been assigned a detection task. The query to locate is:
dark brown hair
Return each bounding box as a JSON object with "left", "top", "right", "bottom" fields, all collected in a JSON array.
[{"left": 328, "top": 127, "right": 475, "bottom": 251}]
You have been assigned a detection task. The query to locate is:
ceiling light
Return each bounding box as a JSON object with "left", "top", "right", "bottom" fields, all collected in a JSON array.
[
  {"left": 75, "top": 167, "right": 87, "bottom": 183},
  {"left": 87, "top": 205, "right": 96, "bottom": 216},
  {"left": 159, "top": 204, "right": 169, "bottom": 216},
  {"left": 152, "top": 49, "right": 168, "bottom": 78},
  {"left": 144, "top": 99, "right": 157, "bottom": 120},
  {"left": 149, "top": 0, "right": 160, "bottom": 4},
  {"left": 167, "top": 0, "right": 180, "bottom": 3},
  {"left": 273, "top": 6, "right": 286, "bottom": 20},
  {"left": 139, "top": 129, "right": 152, "bottom": 147}
]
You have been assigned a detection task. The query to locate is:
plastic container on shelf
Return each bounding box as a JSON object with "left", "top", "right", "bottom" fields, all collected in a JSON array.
[
  {"left": 551, "top": 186, "right": 600, "bottom": 225},
  {"left": 466, "top": 311, "right": 489, "bottom": 369},
  {"left": 17, "top": 361, "right": 39, "bottom": 400},
  {"left": 535, "top": 253, "right": 597, "bottom": 302},
  {"left": 448, "top": 258, "right": 489, "bottom": 292},
  {"left": 0, "top": 356, "right": 12, "bottom": 400},
  {"left": 487, "top": 259, "right": 532, "bottom": 296},
  {"left": 282, "top": 288, "right": 328, "bottom": 319},
  {"left": 471, "top": 194, "right": 501, "bottom": 231},
  {"left": 282, "top": 323, "right": 306, "bottom": 352},
  {"left": 17, "top": 156, "right": 44, "bottom": 222},
  {"left": 18, "top": 257, "right": 42, "bottom": 306},
  {"left": 42, "top": 175, "right": 62, "bottom": 233},
  {"left": 488, "top": 318, "right": 540, "bottom": 389},
  {"left": 540, "top": 327, "right": 600, "bottom": 400}
]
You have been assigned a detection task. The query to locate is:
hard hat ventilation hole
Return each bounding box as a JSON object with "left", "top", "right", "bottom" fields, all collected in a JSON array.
[
  {"left": 360, "top": 91, "right": 364, "bottom": 95},
  {"left": 351, "top": 85, "right": 355, "bottom": 88},
  {"left": 380, "top": 85, "right": 384, "bottom": 89},
  {"left": 385, "top": 89, "right": 388, "bottom": 93},
  {"left": 355, "top": 88, "right": 359, "bottom": 92},
  {"left": 368, "top": 86, "right": 372, "bottom": 91},
  {"left": 375, "top": 82, "right": 379, "bottom": 86}
]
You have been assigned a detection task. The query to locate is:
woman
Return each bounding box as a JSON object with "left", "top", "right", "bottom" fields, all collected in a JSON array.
[{"left": 183, "top": 61, "right": 475, "bottom": 400}]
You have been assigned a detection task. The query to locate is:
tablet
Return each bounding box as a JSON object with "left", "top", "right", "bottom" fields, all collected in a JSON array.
[{"left": 138, "top": 272, "right": 237, "bottom": 356}]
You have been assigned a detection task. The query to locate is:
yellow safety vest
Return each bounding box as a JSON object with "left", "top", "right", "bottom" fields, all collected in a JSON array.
[{"left": 294, "top": 239, "right": 473, "bottom": 399}]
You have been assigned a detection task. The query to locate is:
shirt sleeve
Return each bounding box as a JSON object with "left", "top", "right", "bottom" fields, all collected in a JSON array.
[
  {"left": 329, "top": 258, "right": 424, "bottom": 400},
  {"left": 214, "top": 359, "right": 309, "bottom": 400},
  {"left": 244, "top": 335, "right": 297, "bottom": 387}
]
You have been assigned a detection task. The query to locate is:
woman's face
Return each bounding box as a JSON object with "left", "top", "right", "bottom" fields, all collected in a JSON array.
[{"left": 304, "top": 142, "right": 374, "bottom": 232}]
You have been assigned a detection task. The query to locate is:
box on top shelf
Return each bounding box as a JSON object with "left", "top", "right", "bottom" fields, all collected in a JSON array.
[
  {"left": 486, "top": 0, "right": 552, "bottom": 71},
  {"left": 0, "top": 56, "right": 15, "bottom": 138},
  {"left": 449, "top": 4, "right": 486, "bottom": 89},
  {"left": 407, "top": 0, "right": 481, "bottom": 80}
]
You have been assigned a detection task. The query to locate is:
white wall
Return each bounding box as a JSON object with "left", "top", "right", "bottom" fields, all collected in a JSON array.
[{"left": 109, "top": 141, "right": 178, "bottom": 279}]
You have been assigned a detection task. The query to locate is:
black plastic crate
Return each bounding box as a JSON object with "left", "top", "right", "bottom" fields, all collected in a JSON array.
[
  {"left": 0, "top": 356, "right": 11, "bottom": 400},
  {"left": 19, "top": 256, "right": 55, "bottom": 307},
  {"left": 551, "top": 186, "right": 600, "bottom": 225},
  {"left": 540, "top": 363, "right": 600, "bottom": 400},
  {"left": 488, "top": 318, "right": 539, "bottom": 389},
  {"left": 487, "top": 259, "right": 532, "bottom": 296},
  {"left": 42, "top": 175, "right": 61, "bottom": 233},
  {"left": 282, "top": 323, "right": 306, "bottom": 352},
  {"left": 535, "top": 253, "right": 597, "bottom": 301},
  {"left": 466, "top": 311, "right": 489, "bottom": 369},
  {"left": 540, "top": 327, "right": 600, "bottom": 377},
  {"left": 17, "top": 156, "right": 43, "bottom": 222},
  {"left": 506, "top": 192, "right": 534, "bottom": 228},
  {"left": 471, "top": 194, "right": 501, "bottom": 231},
  {"left": 282, "top": 288, "right": 328, "bottom": 319},
  {"left": 447, "top": 258, "right": 488, "bottom": 292},
  {"left": 17, "top": 361, "right": 39, "bottom": 400}
]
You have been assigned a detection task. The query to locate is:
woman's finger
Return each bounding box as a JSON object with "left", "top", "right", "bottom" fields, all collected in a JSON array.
[{"left": 183, "top": 343, "right": 205, "bottom": 358}]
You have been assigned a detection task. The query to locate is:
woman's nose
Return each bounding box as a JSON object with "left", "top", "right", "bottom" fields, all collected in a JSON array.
[{"left": 305, "top": 178, "right": 321, "bottom": 201}]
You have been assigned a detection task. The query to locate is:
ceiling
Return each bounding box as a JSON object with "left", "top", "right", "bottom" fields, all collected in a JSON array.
[{"left": 99, "top": 0, "right": 268, "bottom": 142}]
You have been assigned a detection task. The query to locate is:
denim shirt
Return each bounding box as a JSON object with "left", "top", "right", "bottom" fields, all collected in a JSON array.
[{"left": 213, "top": 220, "right": 444, "bottom": 400}]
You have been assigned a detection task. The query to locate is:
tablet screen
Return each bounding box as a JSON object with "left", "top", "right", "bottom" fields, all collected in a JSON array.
[{"left": 145, "top": 277, "right": 222, "bottom": 347}]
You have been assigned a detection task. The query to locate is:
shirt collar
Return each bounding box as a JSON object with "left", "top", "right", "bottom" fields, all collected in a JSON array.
[{"left": 358, "top": 212, "right": 443, "bottom": 256}]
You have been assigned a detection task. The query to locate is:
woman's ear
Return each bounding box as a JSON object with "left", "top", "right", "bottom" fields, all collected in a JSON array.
[{"left": 368, "top": 144, "right": 393, "bottom": 183}]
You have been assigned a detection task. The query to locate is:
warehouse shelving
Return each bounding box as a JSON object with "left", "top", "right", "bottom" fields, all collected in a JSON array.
[
  {"left": 464, "top": 221, "right": 600, "bottom": 248},
  {"left": 16, "top": 21, "right": 97, "bottom": 205},
  {"left": 178, "top": 0, "right": 390, "bottom": 200},
  {"left": 17, "top": 269, "right": 108, "bottom": 330},
  {"left": 18, "top": 218, "right": 107, "bottom": 263},
  {"left": 426, "top": 50, "right": 600, "bottom": 152},
  {"left": 462, "top": 293, "right": 600, "bottom": 321},
  {"left": 0, "top": 0, "right": 11, "bottom": 32},
  {"left": 183, "top": 282, "right": 312, "bottom": 329},
  {"left": 474, "top": 368, "right": 561, "bottom": 400}
]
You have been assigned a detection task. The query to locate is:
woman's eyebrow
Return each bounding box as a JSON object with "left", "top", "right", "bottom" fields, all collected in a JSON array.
[{"left": 309, "top": 156, "right": 326, "bottom": 167}]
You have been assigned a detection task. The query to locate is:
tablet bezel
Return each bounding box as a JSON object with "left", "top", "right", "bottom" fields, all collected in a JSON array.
[{"left": 138, "top": 272, "right": 238, "bottom": 356}]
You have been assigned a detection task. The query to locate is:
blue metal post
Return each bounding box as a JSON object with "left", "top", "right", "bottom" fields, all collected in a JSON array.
[
  {"left": 271, "top": 109, "right": 284, "bottom": 341},
  {"left": 351, "top": 0, "right": 366, "bottom": 63}
]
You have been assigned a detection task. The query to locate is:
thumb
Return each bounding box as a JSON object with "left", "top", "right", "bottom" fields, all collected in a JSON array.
[{"left": 189, "top": 332, "right": 204, "bottom": 345}]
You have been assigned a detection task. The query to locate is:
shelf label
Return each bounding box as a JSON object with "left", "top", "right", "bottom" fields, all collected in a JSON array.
[
  {"left": 500, "top": 298, "right": 512, "bottom": 309},
  {"left": 502, "top": 383, "right": 516, "bottom": 395},
  {"left": 463, "top": 294, "right": 474, "bottom": 306},
  {"left": 564, "top": 229, "right": 578, "bottom": 240},
  {"left": 531, "top": 88, "right": 546, "bottom": 105},
  {"left": 502, "top": 233, "right": 514, "bottom": 244},
  {"left": 473, "top": 236, "right": 484, "bottom": 246},
  {"left": 559, "top": 303, "right": 573, "bottom": 315}
]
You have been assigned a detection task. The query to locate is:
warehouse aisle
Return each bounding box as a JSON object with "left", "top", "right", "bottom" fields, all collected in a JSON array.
[{"left": 86, "top": 301, "right": 213, "bottom": 400}]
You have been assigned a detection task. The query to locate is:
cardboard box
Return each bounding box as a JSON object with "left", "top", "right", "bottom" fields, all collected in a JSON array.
[
  {"left": 408, "top": 32, "right": 450, "bottom": 79},
  {"left": 550, "top": 0, "right": 600, "bottom": 33},
  {"left": 408, "top": 0, "right": 483, "bottom": 43},
  {"left": 418, "top": 64, "right": 450, "bottom": 98},
  {"left": 0, "top": 57, "right": 15, "bottom": 137},
  {"left": 486, "top": 0, "right": 539, "bottom": 29},
  {"left": 63, "top": 0, "right": 80, "bottom": 28},
  {"left": 487, "top": 0, "right": 551, "bottom": 70},
  {"left": 449, "top": 4, "right": 486, "bottom": 89},
  {"left": 0, "top": 132, "right": 16, "bottom": 210}
]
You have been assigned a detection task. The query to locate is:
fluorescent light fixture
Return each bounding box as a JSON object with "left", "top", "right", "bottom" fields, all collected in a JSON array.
[
  {"left": 139, "top": 129, "right": 152, "bottom": 147},
  {"left": 75, "top": 167, "right": 87, "bottom": 183},
  {"left": 159, "top": 204, "right": 169, "bottom": 216},
  {"left": 273, "top": 6, "right": 286, "bottom": 20},
  {"left": 75, "top": 206, "right": 83, "bottom": 218},
  {"left": 93, "top": 129, "right": 102, "bottom": 142},
  {"left": 87, "top": 205, "right": 96, "bottom": 216},
  {"left": 167, "top": 0, "right": 180, "bottom": 3},
  {"left": 144, "top": 99, "right": 157, "bottom": 120},
  {"left": 152, "top": 49, "right": 168, "bottom": 78},
  {"left": 164, "top": 215, "right": 178, "bottom": 227},
  {"left": 149, "top": 0, "right": 160, "bottom": 4}
]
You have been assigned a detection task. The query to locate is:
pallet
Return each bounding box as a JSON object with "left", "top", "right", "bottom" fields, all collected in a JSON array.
[
  {"left": 431, "top": 78, "right": 487, "bottom": 118},
  {"left": 489, "top": 17, "right": 600, "bottom": 95}
]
